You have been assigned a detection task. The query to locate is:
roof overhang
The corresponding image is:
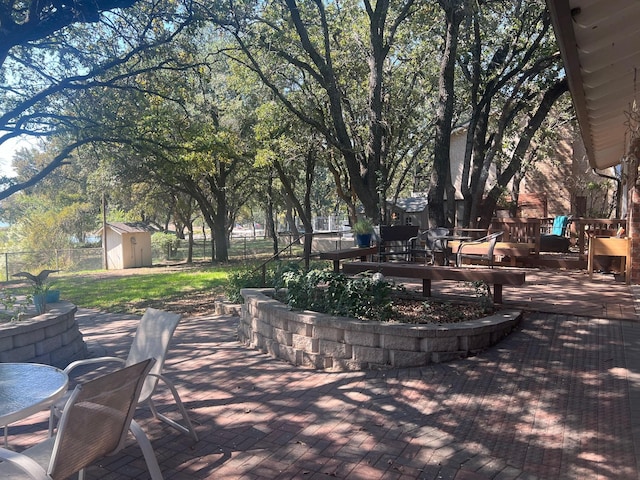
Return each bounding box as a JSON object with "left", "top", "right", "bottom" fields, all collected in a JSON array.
[{"left": 547, "top": 0, "right": 640, "bottom": 170}]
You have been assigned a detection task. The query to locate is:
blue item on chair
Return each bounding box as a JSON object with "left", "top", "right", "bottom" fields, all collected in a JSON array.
[
  {"left": 541, "top": 216, "right": 571, "bottom": 252},
  {"left": 551, "top": 216, "right": 569, "bottom": 236}
]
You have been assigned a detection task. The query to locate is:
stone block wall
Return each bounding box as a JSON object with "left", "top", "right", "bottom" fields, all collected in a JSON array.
[
  {"left": 0, "top": 301, "right": 87, "bottom": 368},
  {"left": 238, "top": 288, "right": 522, "bottom": 371}
]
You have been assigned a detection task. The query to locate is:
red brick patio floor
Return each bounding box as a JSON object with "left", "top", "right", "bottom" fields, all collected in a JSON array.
[{"left": 5, "top": 268, "right": 640, "bottom": 479}]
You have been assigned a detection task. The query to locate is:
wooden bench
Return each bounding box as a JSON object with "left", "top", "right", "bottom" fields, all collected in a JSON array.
[
  {"left": 342, "top": 262, "right": 525, "bottom": 303},
  {"left": 448, "top": 241, "right": 535, "bottom": 267},
  {"left": 489, "top": 218, "right": 541, "bottom": 255},
  {"left": 319, "top": 246, "right": 378, "bottom": 273}
]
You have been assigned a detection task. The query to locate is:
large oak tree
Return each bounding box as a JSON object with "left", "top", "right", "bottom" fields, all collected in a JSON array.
[
  {"left": 205, "top": 0, "right": 437, "bottom": 223},
  {"left": 0, "top": 0, "right": 196, "bottom": 201},
  {"left": 0, "top": 0, "right": 137, "bottom": 65}
]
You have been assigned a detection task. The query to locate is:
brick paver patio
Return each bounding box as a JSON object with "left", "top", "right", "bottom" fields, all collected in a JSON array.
[{"left": 4, "top": 269, "right": 640, "bottom": 479}]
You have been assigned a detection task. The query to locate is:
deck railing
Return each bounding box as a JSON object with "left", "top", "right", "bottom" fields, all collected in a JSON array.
[
  {"left": 488, "top": 217, "right": 627, "bottom": 256},
  {"left": 571, "top": 218, "right": 627, "bottom": 254},
  {"left": 489, "top": 218, "right": 542, "bottom": 254}
]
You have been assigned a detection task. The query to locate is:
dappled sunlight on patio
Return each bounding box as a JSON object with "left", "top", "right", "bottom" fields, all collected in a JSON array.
[{"left": 4, "top": 280, "right": 639, "bottom": 479}]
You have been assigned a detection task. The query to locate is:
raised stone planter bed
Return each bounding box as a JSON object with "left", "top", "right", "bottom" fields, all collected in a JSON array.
[
  {"left": 239, "top": 288, "right": 523, "bottom": 371},
  {"left": 0, "top": 301, "right": 87, "bottom": 367}
]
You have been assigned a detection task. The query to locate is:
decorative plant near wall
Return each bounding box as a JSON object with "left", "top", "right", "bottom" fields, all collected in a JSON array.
[
  {"left": 352, "top": 218, "right": 375, "bottom": 247},
  {"left": 0, "top": 289, "right": 30, "bottom": 322},
  {"left": 280, "top": 269, "right": 394, "bottom": 321},
  {"left": 12, "top": 269, "right": 59, "bottom": 314}
]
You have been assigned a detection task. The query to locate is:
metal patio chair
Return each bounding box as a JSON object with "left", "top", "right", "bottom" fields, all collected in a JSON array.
[
  {"left": 0, "top": 359, "right": 162, "bottom": 480},
  {"left": 456, "top": 231, "right": 504, "bottom": 268},
  {"left": 409, "top": 227, "right": 450, "bottom": 264},
  {"left": 49, "top": 308, "right": 198, "bottom": 442}
]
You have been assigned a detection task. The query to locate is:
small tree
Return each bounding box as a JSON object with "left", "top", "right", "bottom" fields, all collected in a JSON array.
[{"left": 151, "top": 232, "right": 181, "bottom": 261}]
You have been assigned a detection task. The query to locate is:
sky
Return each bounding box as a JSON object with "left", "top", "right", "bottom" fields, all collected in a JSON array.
[{"left": 0, "top": 137, "right": 30, "bottom": 177}]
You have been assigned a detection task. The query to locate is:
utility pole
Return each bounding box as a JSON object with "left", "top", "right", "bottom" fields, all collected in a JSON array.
[{"left": 102, "top": 192, "right": 108, "bottom": 270}]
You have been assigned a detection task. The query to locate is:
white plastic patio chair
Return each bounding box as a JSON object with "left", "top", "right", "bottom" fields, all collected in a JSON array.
[
  {"left": 49, "top": 308, "right": 198, "bottom": 441},
  {"left": 0, "top": 359, "right": 163, "bottom": 480}
]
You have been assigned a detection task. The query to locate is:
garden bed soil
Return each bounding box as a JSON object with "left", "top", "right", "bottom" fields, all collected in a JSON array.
[
  {"left": 140, "top": 288, "right": 495, "bottom": 324},
  {"left": 145, "top": 286, "right": 495, "bottom": 323},
  {"left": 391, "top": 294, "right": 498, "bottom": 324}
]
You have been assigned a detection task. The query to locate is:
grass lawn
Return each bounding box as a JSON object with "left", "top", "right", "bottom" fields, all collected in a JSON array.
[
  {"left": 5, "top": 254, "right": 326, "bottom": 315},
  {"left": 10, "top": 265, "right": 232, "bottom": 314}
]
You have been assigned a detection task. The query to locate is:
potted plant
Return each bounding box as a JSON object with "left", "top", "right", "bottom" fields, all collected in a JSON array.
[
  {"left": 12, "top": 270, "right": 59, "bottom": 314},
  {"left": 352, "top": 218, "right": 374, "bottom": 247}
]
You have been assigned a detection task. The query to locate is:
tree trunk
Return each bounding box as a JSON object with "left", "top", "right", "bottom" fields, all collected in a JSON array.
[
  {"left": 477, "top": 78, "right": 568, "bottom": 228},
  {"left": 272, "top": 149, "right": 316, "bottom": 268},
  {"left": 186, "top": 221, "right": 194, "bottom": 264},
  {"left": 212, "top": 214, "right": 228, "bottom": 261},
  {"left": 266, "top": 175, "right": 279, "bottom": 256},
  {"left": 429, "top": 0, "right": 465, "bottom": 228}
]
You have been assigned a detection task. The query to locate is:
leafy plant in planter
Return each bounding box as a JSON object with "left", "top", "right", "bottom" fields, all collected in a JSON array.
[
  {"left": 12, "top": 270, "right": 59, "bottom": 314},
  {"left": 352, "top": 218, "right": 375, "bottom": 247},
  {"left": 0, "top": 289, "right": 30, "bottom": 322},
  {"left": 280, "top": 269, "right": 394, "bottom": 321}
]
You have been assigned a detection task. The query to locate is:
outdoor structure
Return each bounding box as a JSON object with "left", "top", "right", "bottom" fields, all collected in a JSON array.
[
  {"left": 522, "top": 126, "right": 618, "bottom": 218},
  {"left": 450, "top": 124, "right": 616, "bottom": 220},
  {"left": 385, "top": 196, "right": 429, "bottom": 228},
  {"left": 397, "top": 124, "right": 616, "bottom": 227},
  {"left": 547, "top": 0, "right": 640, "bottom": 283},
  {"left": 515, "top": 193, "right": 548, "bottom": 218},
  {"left": 97, "top": 222, "right": 154, "bottom": 269}
]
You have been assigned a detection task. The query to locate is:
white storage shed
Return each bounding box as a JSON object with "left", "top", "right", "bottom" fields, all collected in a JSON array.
[{"left": 97, "top": 222, "right": 154, "bottom": 269}]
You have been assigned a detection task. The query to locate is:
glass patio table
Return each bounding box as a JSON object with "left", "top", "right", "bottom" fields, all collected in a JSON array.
[{"left": 0, "top": 363, "right": 69, "bottom": 446}]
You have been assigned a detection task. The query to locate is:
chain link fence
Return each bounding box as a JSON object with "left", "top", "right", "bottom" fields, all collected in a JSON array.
[
  {"left": 0, "top": 234, "right": 313, "bottom": 282},
  {"left": 0, "top": 248, "right": 104, "bottom": 281}
]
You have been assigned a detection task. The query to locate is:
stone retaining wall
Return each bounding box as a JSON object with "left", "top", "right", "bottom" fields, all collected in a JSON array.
[
  {"left": 239, "top": 288, "right": 522, "bottom": 371},
  {"left": 0, "top": 301, "right": 87, "bottom": 367}
]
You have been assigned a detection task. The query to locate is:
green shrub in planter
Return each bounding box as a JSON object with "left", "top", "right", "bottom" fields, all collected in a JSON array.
[
  {"left": 352, "top": 218, "right": 375, "bottom": 248},
  {"left": 281, "top": 269, "right": 394, "bottom": 321},
  {"left": 12, "top": 270, "right": 59, "bottom": 314}
]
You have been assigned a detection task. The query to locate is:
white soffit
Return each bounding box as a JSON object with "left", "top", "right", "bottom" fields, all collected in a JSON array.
[{"left": 547, "top": 0, "right": 640, "bottom": 170}]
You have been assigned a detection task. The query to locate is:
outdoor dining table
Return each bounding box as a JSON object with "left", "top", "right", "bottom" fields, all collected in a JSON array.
[{"left": 0, "top": 362, "right": 69, "bottom": 446}]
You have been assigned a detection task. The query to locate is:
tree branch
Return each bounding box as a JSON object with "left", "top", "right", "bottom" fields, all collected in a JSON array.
[{"left": 0, "top": 0, "right": 140, "bottom": 65}]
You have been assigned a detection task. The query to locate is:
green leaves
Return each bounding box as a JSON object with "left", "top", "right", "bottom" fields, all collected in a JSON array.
[{"left": 281, "top": 269, "right": 394, "bottom": 321}]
